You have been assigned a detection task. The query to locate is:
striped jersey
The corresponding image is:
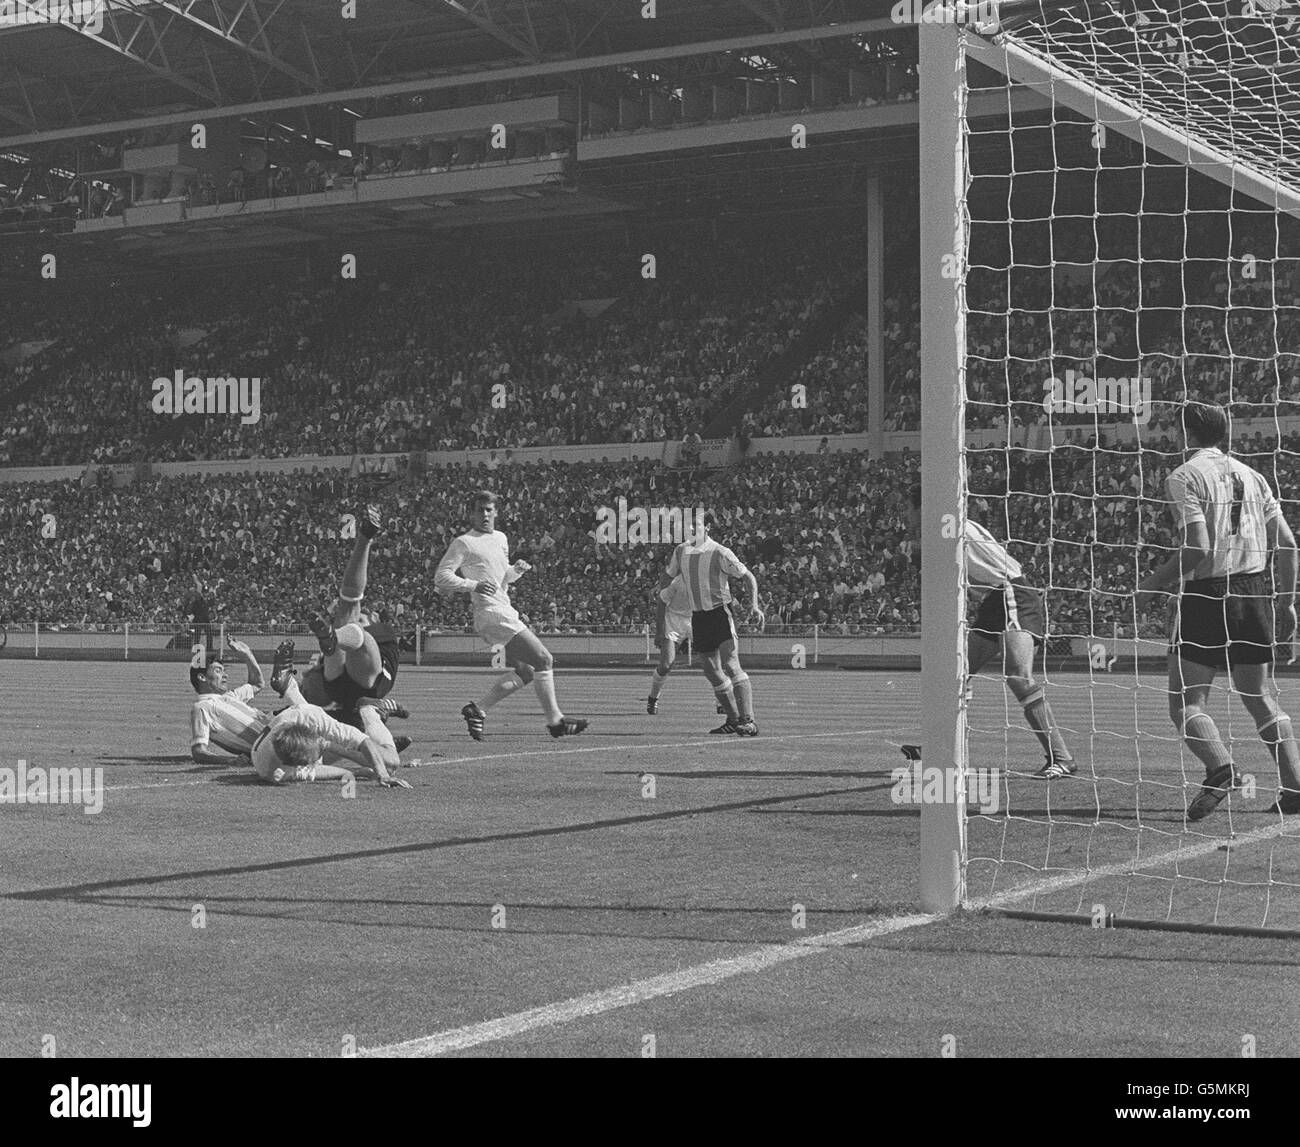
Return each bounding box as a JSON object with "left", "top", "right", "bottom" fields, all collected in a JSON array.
[
  {"left": 667, "top": 537, "right": 750, "bottom": 612},
  {"left": 1166, "top": 447, "right": 1280, "bottom": 580},
  {"left": 434, "top": 530, "right": 523, "bottom": 612},
  {"left": 191, "top": 683, "right": 265, "bottom": 753},
  {"left": 965, "top": 520, "right": 1023, "bottom": 587}
]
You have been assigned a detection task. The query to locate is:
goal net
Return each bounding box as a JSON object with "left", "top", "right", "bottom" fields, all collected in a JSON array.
[{"left": 919, "top": 0, "right": 1300, "bottom": 933}]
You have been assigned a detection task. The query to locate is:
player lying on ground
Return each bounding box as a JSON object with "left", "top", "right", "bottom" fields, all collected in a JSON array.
[
  {"left": 435, "top": 489, "right": 588, "bottom": 741},
  {"left": 658, "top": 517, "right": 764, "bottom": 736},
  {"left": 1136, "top": 400, "right": 1300, "bottom": 820},
  {"left": 190, "top": 637, "right": 410, "bottom": 765},
  {"left": 298, "top": 504, "right": 408, "bottom": 763},
  {"left": 250, "top": 650, "right": 411, "bottom": 788},
  {"left": 647, "top": 573, "right": 693, "bottom": 715},
  {"left": 908, "top": 486, "right": 1075, "bottom": 778}
]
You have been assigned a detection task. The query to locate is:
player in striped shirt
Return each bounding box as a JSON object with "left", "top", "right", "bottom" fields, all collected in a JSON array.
[
  {"left": 190, "top": 636, "right": 266, "bottom": 765},
  {"left": 1136, "top": 402, "right": 1300, "bottom": 819},
  {"left": 191, "top": 638, "right": 409, "bottom": 766},
  {"left": 659, "top": 519, "right": 765, "bottom": 736},
  {"left": 646, "top": 573, "right": 693, "bottom": 714},
  {"left": 436, "top": 489, "right": 588, "bottom": 741},
  {"left": 909, "top": 487, "right": 1076, "bottom": 778}
]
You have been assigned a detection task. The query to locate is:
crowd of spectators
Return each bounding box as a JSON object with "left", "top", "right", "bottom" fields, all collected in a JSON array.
[
  {"left": 0, "top": 220, "right": 865, "bottom": 465},
  {"left": 0, "top": 450, "right": 925, "bottom": 637}
]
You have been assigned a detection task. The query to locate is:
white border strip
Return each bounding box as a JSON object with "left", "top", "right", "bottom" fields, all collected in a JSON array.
[{"left": 359, "top": 913, "right": 937, "bottom": 1057}]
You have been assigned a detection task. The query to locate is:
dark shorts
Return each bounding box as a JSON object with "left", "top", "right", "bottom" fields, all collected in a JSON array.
[
  {"left": 1172, "top": 572, "right": 1274, "bottom": 668},
  {"left": 691, "top": 604, "right": 737, "bottom": 655},
  {"left": 324, "top": 623, "right": 399, "bottom": 708},
  {"left": 971, "top": 581, "right": 1047, "bottom": 644}
]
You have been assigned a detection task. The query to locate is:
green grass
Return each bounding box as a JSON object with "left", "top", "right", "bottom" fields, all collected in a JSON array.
[{"left": 1, "top": 662, "right": 1298, "bottom": 1057}]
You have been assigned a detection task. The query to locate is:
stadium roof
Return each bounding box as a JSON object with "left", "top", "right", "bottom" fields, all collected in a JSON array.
[{"left": 0, "top": 0, "right": 898, "bottom": 144}]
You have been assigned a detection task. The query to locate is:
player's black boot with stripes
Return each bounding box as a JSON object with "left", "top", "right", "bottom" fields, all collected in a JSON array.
[
  {"left": 461, "top": 702, "right": 486, "bottom": 741},
  {"left": 548, "top": 717, "right": 589, "bottom": 738},
  {"left": 359, "top": 504, "right": 383, "bottom": 539},
  {"left": 270, "top": 639, "right": 297, "bottom": 696}
]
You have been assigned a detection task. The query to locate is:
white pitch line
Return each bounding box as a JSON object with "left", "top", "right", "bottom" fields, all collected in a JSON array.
[
  {"left": 359, "top": 912, "right": 937, "bottom": 1058},
  {"left": 103, "top": 779, "right": 213, "bottom": 793},
  {"left": 970, "top": 817, "right": 1300, "bottom": 911}
]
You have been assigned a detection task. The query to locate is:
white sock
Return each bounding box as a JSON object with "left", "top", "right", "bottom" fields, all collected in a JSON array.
[
  {"left": 479, "top": 671, "right": 525, "bottom": 711},
  {"left": 533, "top": 668, "right": 563, "bottom": 725},
  {"left": 335, "top": 623, "right": 365, "bottom": 651}
]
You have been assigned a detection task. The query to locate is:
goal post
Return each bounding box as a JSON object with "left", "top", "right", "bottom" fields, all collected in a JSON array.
[
  {"left": 917, "top": 0, "right": 1300, "bottom": 931},
  {"left": 919, "top": 15, "right": 970, "bottom": 913}
]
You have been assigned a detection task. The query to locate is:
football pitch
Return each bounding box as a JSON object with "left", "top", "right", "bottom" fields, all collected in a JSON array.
[{"left": 2, "top": 661, "right": 1299, "bottom": 1058}]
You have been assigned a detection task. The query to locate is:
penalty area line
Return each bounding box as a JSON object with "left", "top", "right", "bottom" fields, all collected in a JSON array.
[{"left": 359, "top": 912, "right": 937, "bottom": 1058}]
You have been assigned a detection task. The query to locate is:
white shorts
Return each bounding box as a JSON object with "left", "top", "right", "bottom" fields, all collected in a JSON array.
[
  {"left": 476, "top": 602, "right": 528, "bottom": 647},
  {"left": 661, "top": 609, "right": 691, "bottom": 647}
]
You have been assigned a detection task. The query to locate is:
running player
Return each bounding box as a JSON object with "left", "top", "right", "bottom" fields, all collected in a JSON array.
[
  {"left": 658, "top": 518, "right": 764, "bottom": 736},
  {"left": 647, "top": 573, "right": 692, "bottom": 714},
  {"left": 908, "top": 486, "right": 1076, "bottom": 778},
  {"left": 299, "top": 504, "right": 405, "bottom": 762},
  {"left": 1136, "top": 401, "right": 1300, "bottom": 820},
  {"left": 436, "top": 489, "right": 588, "bottom": 740}
]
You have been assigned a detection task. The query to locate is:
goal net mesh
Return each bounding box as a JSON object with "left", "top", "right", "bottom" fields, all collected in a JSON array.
[{"left": 953, "top": 0, "right": 1300, "bottom": 931}]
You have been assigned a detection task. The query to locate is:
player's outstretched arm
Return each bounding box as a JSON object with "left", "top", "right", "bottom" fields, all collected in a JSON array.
[
  {"left": 740, "top": 570, "right": 765, "bottom": 629},
  {"left": 434, "top": 538, "right": 476, "bottom": 598},
  {"left": 191, "top": 742, "right": 251, "bottom": 767},
  {"left": 226, "top": 636, "right": 263, "bottom": 690},
  {"left": 1269, "top": 514, "right": 1298, "bottom": 656}
]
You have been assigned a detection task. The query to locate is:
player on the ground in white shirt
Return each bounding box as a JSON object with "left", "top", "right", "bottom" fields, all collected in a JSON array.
[
  {"left": 646, "top": 573, "right": 693, "bottom": 715},
  {"left": 436, "top": 489, "right": 589, "bottom": 741},
  {"left": 191, "top": 638, "right": 409, "bottom": 769},
  {"left": 249, "top": 653, "right": 411, "bottom": 788},
  {"left": 190, "top": 636, "right": 267, "bottom": 765},
  {"left": 658, "top": 520, "right": 765, "bottom": 736},
  {"left": 1136, "top": 401, "right": 1300, "bottom": 820}
]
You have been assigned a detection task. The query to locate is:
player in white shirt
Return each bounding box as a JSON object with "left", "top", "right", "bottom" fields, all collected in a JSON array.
[
  {"left": 909, "top": 487, "right": 1075, "bottom": 779},
  {"left": 657, "top": 520, "right": 765, "bottom": 736},
  {"left": 249, "top": 656, "right": 410, "bottom": 788},
  {"left": 1137, "top": 402, "right": 1300, "bottom": 819},
  {"left": 646, "top": 573, "right": 693, "bottom": 714},
  {"left": 191, "top": 638, "right": 409, "bottom": 768},
  {"left": 436, "top": 489, "right": 589, "bottom": 741}
]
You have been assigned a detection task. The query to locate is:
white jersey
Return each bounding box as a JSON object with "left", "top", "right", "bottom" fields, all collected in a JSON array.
[
  {"left": 668, "top": 537, "right": 750, "bottom": 612},
  {"left": 660, "top": 575, "right": 693, "bottom": 616},
  {"left": 965, "top": 520, "right": 1023, "bottom": 587},
  {"left": 435, "top": 529, "right": 523, "bottom": 613},
  {"left": 191, "top": 683, "right": 265, "bottom": 754},
  {"left": 1166, "top": 447, "right": 1279, "bottom": 580},
  {"left": 250, "top": 702, "right": 369, "bottom": 783}
]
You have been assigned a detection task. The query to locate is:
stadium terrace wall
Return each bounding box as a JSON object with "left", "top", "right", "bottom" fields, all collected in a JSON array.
[{"left": 0, "top": 625, "right": 917, "bottom": 669}]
